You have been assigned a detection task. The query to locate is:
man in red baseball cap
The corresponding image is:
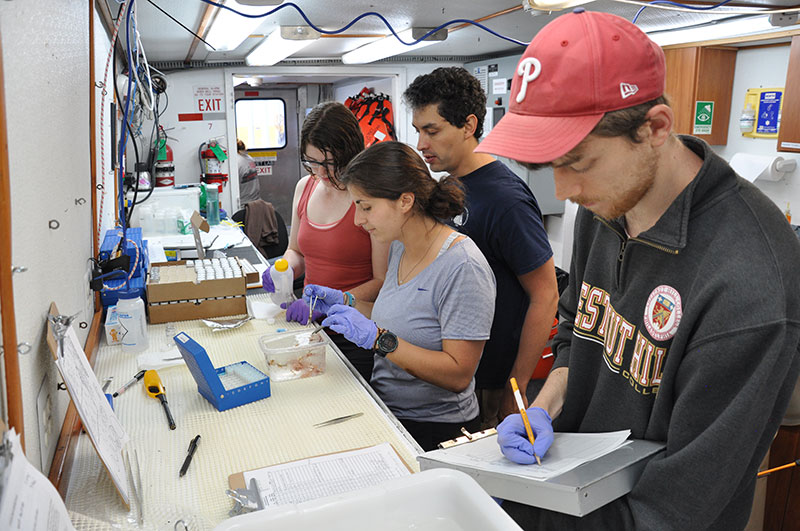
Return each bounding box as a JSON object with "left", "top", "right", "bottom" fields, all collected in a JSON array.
[{"left": 484, "top": 8, "right": 800, "bottom": 530}]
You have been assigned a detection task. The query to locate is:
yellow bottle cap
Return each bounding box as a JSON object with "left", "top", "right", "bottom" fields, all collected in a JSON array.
[{"left": 274, "top": 258, "right": 289, "bottom": 272}]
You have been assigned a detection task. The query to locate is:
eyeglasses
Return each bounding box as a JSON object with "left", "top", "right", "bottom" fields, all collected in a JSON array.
[{"left": 301, "top": 157, "right": 336, "bottom": 175}]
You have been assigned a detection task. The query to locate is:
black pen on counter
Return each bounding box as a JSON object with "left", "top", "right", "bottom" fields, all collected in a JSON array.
[
  {"left": 112, "top": 369, "right": 146, "bottom": 397},
  {"left": 179, "top": 435, "right": 201, "bottom": 477}
]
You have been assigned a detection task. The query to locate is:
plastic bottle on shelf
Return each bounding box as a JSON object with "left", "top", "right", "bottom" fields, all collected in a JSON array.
[
  {"left": 154, "top": 209, "right": 168, "bottom": 234},
  {"left": 116, "top": 290, "right": 149, "bottom": 353},
  {"left": 166, "top": 209, "right": 179, "bottom": 234},
  {"left": 739, "top": 103, "right": 755, "bottom": 134},
  {"left": 269, "top": 258, "right": 294, "bottom": 307},
  {"left": 138, "top": 205, "right": 155, "bottom": 235},
  {"left": 206, "top": 186, "right": 220, "bottom": 225}
]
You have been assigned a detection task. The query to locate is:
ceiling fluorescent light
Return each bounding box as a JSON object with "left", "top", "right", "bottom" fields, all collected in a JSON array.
[
  {"left": 522, "top": 0, "right": 593, "bottom": 12},
  {"left": 205, "top": 1, "right": 270, "bottom": 52},
  {"left": 245, "top": 26, "right": 321, "bottom": 66},
  {"left": 341, "top": 28, "right": 447, "bottom": 65},
  {"left": 648, "top": 15, "right": 777, "bottom": 47}
]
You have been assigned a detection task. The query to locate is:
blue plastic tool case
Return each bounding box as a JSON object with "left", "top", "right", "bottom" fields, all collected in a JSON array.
[
  {"left": 99, "top": 227, "right": 149, "bottom": 307},
  {"left": 174, "top": 332, "right": 270, "bottom": 411}
]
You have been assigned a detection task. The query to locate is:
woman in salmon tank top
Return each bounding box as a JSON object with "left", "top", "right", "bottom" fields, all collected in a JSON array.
[{"left": 261, "top": 101, "right": 389, "bottom": 381}]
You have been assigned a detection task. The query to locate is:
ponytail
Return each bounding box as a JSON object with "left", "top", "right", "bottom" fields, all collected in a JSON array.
[{"left": 427, "top": 176, "right": 465, "bottom": 220}]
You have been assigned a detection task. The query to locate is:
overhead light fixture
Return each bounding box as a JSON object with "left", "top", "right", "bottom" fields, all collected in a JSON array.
[
  {"left": 341, "top": 27, "right": 448, "bottom": 64},
  {"left": 205, "top": 1, "right": 275, "bottom": 52},
  {"left": 245, "top": 26, "right": 321, "bottom": 66},
  {"left": 647, "top": 15, "right": 778, "bottom": 47},
  {"left": 521, "top": 0, "right": 593, "bottom": 12}
]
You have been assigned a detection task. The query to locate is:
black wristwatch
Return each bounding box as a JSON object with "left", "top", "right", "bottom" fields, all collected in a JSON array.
[{"left": 374, "top": 328, "right": 398, "bottom": 357}]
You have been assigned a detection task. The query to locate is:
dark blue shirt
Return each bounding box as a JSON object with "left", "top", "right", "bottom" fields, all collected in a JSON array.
[{"left": 455, "top": 160, "right": 553, "bottom": 388}]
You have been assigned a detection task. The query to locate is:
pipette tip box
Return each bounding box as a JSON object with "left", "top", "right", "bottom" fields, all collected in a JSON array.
[{"left": 174, "top": 332, "right": 270, "bottom": 411}]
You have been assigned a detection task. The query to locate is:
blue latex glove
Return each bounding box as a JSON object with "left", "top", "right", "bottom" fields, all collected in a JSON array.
[
  {"left": 303, "top": 284, "right": 345, "bottom": 315},
  {"left": 321, "top": 304, "right": 378, "bottom": 350},
  {"left": 282, "top": 299, "right": 324, "bottom": 325},
  {"left": 496, "top": 407, "right": 554, "bottom": 465},
  {"left": 261, "top": 266, "right": 275, "bottom": 293}
]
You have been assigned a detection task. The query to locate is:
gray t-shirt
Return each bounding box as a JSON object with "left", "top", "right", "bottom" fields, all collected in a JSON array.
[
  {"left": 370, "top": 233, "right": 496, "bottom": 423},
  {"left": 238, "top": 152, "right": 261, "bottom": 205}
]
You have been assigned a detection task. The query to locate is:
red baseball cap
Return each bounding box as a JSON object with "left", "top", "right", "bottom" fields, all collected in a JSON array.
[{"left": 476, "top": 9, "right": 665, "bottom": 164}]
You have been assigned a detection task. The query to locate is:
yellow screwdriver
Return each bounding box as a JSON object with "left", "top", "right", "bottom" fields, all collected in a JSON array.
[{"left": 144, "top": 370, "right": 176, "bottom": 430}]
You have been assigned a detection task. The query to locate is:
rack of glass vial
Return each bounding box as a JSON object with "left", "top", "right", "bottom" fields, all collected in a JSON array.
[{"left": 146, "top": 257, "right": 248, "bottom": 324}]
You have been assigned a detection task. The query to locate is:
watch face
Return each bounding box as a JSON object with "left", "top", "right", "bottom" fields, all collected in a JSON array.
[{"left": 377, "top": 331, "right": 398, "bottom": 355}]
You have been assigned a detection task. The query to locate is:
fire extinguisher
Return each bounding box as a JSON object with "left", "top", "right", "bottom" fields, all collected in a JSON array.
[
  {"left": 154, "top": 138, "right": 175, "bottom": 187},
  {"left": 200, "top": 140, "right": 229, "bottom": 195}
]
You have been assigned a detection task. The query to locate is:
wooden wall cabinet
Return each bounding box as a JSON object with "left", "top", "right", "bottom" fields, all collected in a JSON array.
[
  {"left": 777, "top": 36, "right": 800, "bottom": 152},
  {"left": 664, "top": 46, "right": 738, "bottom": 146}
]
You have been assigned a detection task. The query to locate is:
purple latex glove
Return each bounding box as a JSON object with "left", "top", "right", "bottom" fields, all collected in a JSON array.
[
  {"left": 303, "top": 284, "right": 345, "bottom": 315},
  {"left": 321, "top": 304, "right": 378, "bottom": 350},
  {"left": 496, "top": 407, "right": 554, "bottom": 465},
  {"left": 282, "top": 299, "right": 324, "bottom": 325},
  {"left": 261, "top": 266, "right": 275, "bottom": 293}
]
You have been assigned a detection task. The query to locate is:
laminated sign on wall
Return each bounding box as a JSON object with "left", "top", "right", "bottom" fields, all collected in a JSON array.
[
  {"left": 693, "top": 101, "right": 714, "bottom": 135},
  {"left": 742, "top": 87, "right": 784, "bottom": 139}
]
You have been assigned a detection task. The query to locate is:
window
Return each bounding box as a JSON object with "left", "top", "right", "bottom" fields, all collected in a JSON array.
[{"left": 235, "top": 98, "right": 286, "bottom": 150}]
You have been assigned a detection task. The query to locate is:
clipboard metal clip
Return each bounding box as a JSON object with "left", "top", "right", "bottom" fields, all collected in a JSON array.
[
  {"left": 437, "top": 427, "right": 497, "bottom": 449},
  {"left": 48, "top": 312, "right": 78, "bottom": 358},
  {"left": 226, "top": 478, "right": 263, "bottom": 517}
]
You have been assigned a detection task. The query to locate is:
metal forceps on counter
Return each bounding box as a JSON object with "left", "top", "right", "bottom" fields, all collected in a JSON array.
[{"left": 313, "top": 412, "right": 364, "bottom": 428}]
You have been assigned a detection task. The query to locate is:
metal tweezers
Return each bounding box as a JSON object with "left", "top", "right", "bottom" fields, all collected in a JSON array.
[
  {"left": 308, "top": 295, "right": 318, "bottom": 324},
  {"left": 313, "top": 412, "right": 364, "bottom": 428}
]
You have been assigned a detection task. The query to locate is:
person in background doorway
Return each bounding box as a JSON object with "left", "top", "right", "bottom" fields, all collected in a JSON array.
[
  {"left": 303, "top": 141, "right": 496, "bottom": 451},
  {"left": 403, "top": 67, "right": 559, "bottom": 428},
  {"left": 478, "top": 9, "right": 800, "bottom": 529},
  {"left": 261, "top": 101, "right": 389, "bottom": 381},
  {"left": 236, "top": 139, "right": 261, "bottom": 206}
]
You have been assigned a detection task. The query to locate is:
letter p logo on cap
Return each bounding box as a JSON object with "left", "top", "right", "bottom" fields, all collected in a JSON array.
[{"left": 516, "top": 57, "right": 542, "bottom": 103}]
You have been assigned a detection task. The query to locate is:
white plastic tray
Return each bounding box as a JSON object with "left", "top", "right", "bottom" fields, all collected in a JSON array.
[{"left": 213, "top": 469, "right": 522, "bottom": 531}]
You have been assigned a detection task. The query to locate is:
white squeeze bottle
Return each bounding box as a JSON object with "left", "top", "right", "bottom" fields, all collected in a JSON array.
[
  {"left": 269, "top": 258, "right": 294, "bottom": 306},
  {"left": 116, "top": 289, "right": 149, "bottom": 353}
]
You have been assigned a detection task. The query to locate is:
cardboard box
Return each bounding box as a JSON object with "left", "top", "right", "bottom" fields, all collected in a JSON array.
[
  {"left": 104, "top": 305, "right": 123, "bottom": 345},
  {"left": 147, "top": 260, "right": 247, "bottom": 324}
]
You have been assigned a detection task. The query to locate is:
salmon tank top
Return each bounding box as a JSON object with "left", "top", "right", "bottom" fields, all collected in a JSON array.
[{"left": 296, "top": 178, "right": 373, "bottom": 291}]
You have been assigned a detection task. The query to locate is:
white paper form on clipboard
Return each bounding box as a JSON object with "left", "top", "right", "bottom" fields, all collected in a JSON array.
[
  {"left": 418, "top": 431, "right": 665, "bottom": 517},
  {"left": 0, "top": 428, "right": 76, "bottom": 531},
  {"left": 424, "top": 430, "right": 633, "bottom": 482},
  {"left": 230, "top": 443, "right": 411, "bottom": 508},
  {"left": 47, "top": 303, "right": 130, "bottom": 508}
]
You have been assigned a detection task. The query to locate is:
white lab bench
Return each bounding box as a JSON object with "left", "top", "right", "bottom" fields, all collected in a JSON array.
[{"left": 62, "top": 235, "right": 422, "bottom": 529}]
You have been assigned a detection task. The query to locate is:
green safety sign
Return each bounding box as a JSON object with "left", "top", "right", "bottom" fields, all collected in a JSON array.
[{"left": 693, "top": 101, "right": 714, "bottom": 135}]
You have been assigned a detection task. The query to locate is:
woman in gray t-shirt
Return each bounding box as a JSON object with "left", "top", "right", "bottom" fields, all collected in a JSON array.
[{"left": 304, "top": 142, "right": 496, "bottom": 450}]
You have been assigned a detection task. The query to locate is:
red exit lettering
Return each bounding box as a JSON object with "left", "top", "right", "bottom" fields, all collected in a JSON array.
[{"left": 198, "top": 98, "right": 221, "bottom": 112}]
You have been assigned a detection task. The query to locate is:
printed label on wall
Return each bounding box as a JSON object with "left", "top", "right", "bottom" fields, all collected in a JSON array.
[
  {"left": 473, "top": 66, "right": 488, "bottom": 93},
  {"left": 193, "top": 85, "right": 224, "bottom": 113},
  {"left": 492, "top": 78, "right": 507, "bottom": 95},
  {"left": 693, "top": 101, "right": 714, "bottom": 135},
  {"left": 757, "top": 91, "right": 782, "bottom": 135}
]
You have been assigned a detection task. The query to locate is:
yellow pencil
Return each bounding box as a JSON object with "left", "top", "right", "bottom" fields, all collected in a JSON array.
[{"left": 510, "top": 377, "right": 542, "bottom": 466}]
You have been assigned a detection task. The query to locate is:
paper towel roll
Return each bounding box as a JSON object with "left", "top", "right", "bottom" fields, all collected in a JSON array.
[{"left": 729, "top": 153, "right": 795, "bottom": 183}]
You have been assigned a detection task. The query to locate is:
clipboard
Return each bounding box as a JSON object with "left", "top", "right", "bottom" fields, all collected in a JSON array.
[
  {"left": 229, "top": 443, "right": 413, "bottom": 490},
  {"left": 418, "top": 435, "right": 665, "bottom": 517},
  {"left": 228, "top": 443, "right": 413, "bottom": 510},
  {"left": 46, "top": 302, "right": 131, "bottom": 508}
]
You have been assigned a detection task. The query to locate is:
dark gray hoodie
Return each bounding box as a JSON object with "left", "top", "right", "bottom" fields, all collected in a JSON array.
[{"left": 505, "top": 136, "right": 800, "bottom": 530}]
